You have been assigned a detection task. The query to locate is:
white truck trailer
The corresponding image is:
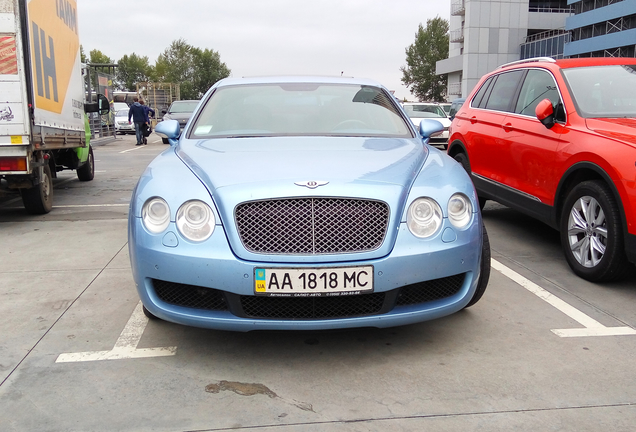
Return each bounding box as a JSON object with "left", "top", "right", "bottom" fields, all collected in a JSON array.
[{"left": 0, "top": 0, "right": 106, "bottom": 214}]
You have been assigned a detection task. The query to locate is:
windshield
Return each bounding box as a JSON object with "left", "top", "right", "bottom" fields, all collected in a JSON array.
[
  {"left": 116, "top": 109, "right": 129, "bottom": 116},
  {"left": 403, "top": 104, "right": 446, "bottom": 118},
  {"left": 562, "top": 64, "right": 636, "bottom": 118},
  {"left": 169, "top": 101, "right": 199, "bottom": 113},
  {"left": 189, "top": 83, "right": 412, "bottom": 139}
]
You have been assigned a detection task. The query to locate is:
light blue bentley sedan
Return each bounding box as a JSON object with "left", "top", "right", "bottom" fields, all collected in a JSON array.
[{"left": 128, "top": 76, "right": 490, "bottom": 331}]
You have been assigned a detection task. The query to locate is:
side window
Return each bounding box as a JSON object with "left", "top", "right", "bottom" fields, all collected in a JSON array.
[
  {"left": 484, "top": 71, "right": 525, "bottom": 112},
  {"left": 515, "top": 69, "right": 561, "bottom": 117},
  {"left": 471, "top": 77, "right": 494, "bottom": 109}
]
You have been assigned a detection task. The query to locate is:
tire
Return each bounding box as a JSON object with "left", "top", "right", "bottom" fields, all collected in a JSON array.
[
  {"left": 464, "top": 222, "right": 491, "bottom": 308},
  {"left": 453, "top": 152, "right": 470, "bottom": 172},
  {"left": 77, "top": 146, "right": 95, "bottom": 181},
  {"left": 20, "top": 164, "right": 53, "bottom": 214},
  {"left": 560, "top": 180, "right": 631, "bottom": 282},
  {"left": 162, "top": 137, "right": 169, "bottom": 144},
  {"left": 143, "top": 305, "right": 160, "bottom": 320},
  {"left": 453, "top": 151, "right": 487, "bottom": 210}
]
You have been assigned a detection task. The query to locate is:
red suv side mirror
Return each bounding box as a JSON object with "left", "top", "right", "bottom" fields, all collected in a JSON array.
[{"left": 535, "top": 99, "right": 555, "bottom": 129}]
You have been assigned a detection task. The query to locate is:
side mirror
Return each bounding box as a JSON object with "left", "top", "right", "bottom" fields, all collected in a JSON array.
[
  {"left": 154, "top": 119, "right": 180, "bottom": 145},
  {"left": 84, "top": 94, "right": 111, "bottom": 115},
  {"left": 535, "top": 98, "right": 555, "bottom": 129},
  {"left": 419, "top": 119, "right": 444, "bottom": 144}
]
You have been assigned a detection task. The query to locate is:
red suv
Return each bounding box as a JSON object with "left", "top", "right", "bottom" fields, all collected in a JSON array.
[{"left": 448, "top": 57, "right": 636, "bottom": 282}]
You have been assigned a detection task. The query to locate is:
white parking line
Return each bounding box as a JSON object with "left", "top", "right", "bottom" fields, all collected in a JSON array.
[
  {"left": 492, "top": 259, "right": 636, "bottom": 338},
  {"left": 119, "top": 146, "right": 146, "bottom": 153},
  {"left": 56, "top": 302, "right": 177, "bottom": 363}
]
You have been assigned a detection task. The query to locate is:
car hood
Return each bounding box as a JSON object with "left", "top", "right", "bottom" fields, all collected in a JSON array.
[
  {"left": 585, "top": 118, "right": 636, "bottom": 147},
  {"left": 177, "top": 136, "right": 426, "bottom": 196}
]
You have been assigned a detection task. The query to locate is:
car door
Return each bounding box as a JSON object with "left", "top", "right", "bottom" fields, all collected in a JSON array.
[
  {"left": 465, "top": 70, "right": 525, "bottom": 184},
  {"left": 498, "top": 68, "right": 565, "bottom": 207}
]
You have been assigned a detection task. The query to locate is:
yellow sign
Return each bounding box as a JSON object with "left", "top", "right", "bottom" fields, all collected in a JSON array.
[
  {"left": 11, "top": 135, "right": 23, "bottom": 144},
  {"left": 27, "top": 0, "right": 79, "bottom": 114}
]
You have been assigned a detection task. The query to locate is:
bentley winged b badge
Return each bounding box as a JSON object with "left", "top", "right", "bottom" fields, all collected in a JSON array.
[{"left": 294, "top": 180, "right": 329, "bottom": 189}]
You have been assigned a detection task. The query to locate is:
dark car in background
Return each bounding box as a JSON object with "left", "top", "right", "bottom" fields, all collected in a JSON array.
[
  {"left": 160, "top": 100, "right": 199, "bottom": 143},
  {"left": 448, "top": 98, "right": 465, "bottom": 121}
]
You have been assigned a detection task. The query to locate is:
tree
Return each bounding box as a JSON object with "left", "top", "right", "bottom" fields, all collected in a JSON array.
[
  {"left": 88, "top": 49, "right": 112, "bottom": 65},
  {"left": 400, "top": 17, "right": 449, "bottom": 102},
  {"left": 116, "top": 53, "right": 151, "bottom": 91},
  {"left": 154, "top": 39, "right": 230, "bottom": 99},
  {"left": 191, "top": 47, "right": 231, "bottom": 98}
]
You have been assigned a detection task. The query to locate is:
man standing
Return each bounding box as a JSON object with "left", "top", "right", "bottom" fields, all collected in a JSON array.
[
  {"left": 128, "top": 96, "right": 146, "bottom": 146},
  {"left": 140, "top": 100, "right": 155, "bottom": 144}
]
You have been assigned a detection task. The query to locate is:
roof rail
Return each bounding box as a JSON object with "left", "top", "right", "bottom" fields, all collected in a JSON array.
[{"left": 498, "top": 57, "right": 556, "bottom": 69}]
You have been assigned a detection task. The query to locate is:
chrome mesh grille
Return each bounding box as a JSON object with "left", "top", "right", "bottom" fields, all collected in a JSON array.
[{"left": 235, "top": 198, "right": 389, "bottom": 254}]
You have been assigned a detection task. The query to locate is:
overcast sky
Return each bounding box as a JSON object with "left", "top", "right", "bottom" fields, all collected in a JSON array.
[{"left": 77, "top": 1, "right": 450, "bottom": 100}]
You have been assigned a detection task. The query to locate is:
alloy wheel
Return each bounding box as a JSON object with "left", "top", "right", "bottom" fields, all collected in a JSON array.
[{"left": 566, "top": 195, "right": 608, "bottom": 268}]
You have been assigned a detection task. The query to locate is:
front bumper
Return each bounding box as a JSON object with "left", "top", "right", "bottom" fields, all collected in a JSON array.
[{"left": 129, "top": 215, "right": 483, "bottom": 331}]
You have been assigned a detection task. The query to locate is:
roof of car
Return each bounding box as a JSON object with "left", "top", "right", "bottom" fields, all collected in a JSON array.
[
  {"left": 402, "top": 102, "right": 441, "bottom": 105},
  {"left": 555, "top": 57, "right": 636, "bottom": 69},
  {"left": 499, "top": 57, "right": 636, "bottom": 71},
  {"left": 214, "top": 75, "right": 385, "bottom": 88}
]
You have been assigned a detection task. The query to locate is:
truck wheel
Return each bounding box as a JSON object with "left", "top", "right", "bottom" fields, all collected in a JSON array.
[
  {"left": 560, "top": 180, "right": 632, "bottom": 281},
  {"left": 77, "top": 146, "right": 95, "bottom": 181},
  {"left": 162, "top": 138, "right": 169, "bottom": 144},
  {"left": 464, "top": 222, "right": 491, "bottom": 308},
  {"left": 21, "top": 164, "right": 53, "bottom": 214}
]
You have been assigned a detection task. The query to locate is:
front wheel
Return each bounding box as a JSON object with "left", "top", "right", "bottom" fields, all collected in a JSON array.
[
  {"left": 560, "top": 180, "right": 631, "bottom": 281},
  {"left": 464, "top": 222, "right": 491, "bottom": 308},
  {"left": 21, "top": 164, "right": 53, "bottom": 214},
  {"left": 77, "top": 146, "right": 95, "bottom": 181}
]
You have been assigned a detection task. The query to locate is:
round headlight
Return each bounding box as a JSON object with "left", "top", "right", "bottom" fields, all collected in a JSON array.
[
  {"left": 142, "top": 197, "right": 170, "bottom": 233},
  {"left": 407, "top": 197, "right": 443, "bottom": 238},
  {"left": 176, "top": 200, "right": 215, "bottom": 241},
  {"left": 448, "top": 193, "right": 472, "bottom": 228}
]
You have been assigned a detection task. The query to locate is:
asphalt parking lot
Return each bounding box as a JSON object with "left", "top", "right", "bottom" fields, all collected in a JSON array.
[{"left": 1, "top": 133, "right": 635, "bottom": 432}]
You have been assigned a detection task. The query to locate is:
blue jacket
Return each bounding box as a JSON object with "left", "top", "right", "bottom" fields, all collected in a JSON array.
[
  {"left": 143, "top": 105, "right": 155, "bottom": 123},
  {"left": 128, "top": 102, "right": 146, "bottom": 123}
]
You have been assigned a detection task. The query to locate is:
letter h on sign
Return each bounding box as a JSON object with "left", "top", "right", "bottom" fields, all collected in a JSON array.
[{"left": 31, "top": 22, "right": 58, "bottom": 102}]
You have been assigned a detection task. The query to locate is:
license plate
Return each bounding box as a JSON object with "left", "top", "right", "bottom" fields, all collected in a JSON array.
[{"left": 254, "top": 266, "right": 373, "bottom": 297}]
